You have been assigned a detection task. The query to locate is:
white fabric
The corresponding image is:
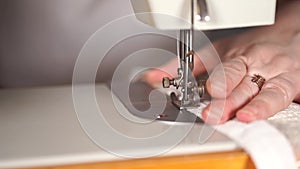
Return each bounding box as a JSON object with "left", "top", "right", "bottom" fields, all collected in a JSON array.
[
  {"left": 215, "top": 120, "right": 297, "bottom": 169},
  {"left": 163, "top": 83, "right": 299, "bottom": 168},
  {"left": 188, "top": 102, "right": 300, "bottom": 169},
  {"left": 214, "top": 103, "right": 300, "bottom": 169}
]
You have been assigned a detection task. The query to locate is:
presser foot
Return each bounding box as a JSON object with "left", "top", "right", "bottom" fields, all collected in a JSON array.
[
  {"left": 163, "top": 78, "right": 210, "bottom": 110},
  {"left": 170, "top": 91, "right": 201, "bottom": 110}
]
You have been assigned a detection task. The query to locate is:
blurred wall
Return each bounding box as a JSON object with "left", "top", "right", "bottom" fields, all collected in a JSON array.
[
  {"left": 0, "top": 0, "right": 243, "bottom": 88},
  {"left": 0, "top": 0, "right": 177, "bottom": 88}
]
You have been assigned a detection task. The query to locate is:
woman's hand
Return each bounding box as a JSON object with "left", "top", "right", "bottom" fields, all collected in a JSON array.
[
  {"left": 144, "top": 0, "right": 300, "bottom": 124},
  {"left": 203, "top": 33, "right": 300, "bottom": 124}
]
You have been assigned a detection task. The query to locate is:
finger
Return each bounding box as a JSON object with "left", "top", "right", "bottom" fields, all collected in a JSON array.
[
  {"left": 237, "top": 72, "right": 300, "bottom": 122},
  {"left": 143, "top": 59, "right": 178, "bottom": 84},
  {"left": 193, "top": 53, "right": 207, "bottom": 75},
  {"left": 202, "top": 76, "right": 259, "bottom": 124},
  {"left": 143, "top": 49, "right": 214, "bottom": 84},
  {"left": 193, "top": 46, "right": 221, "bottom": 75},
  {"left": 206, "top": 56, "right": 248, "bottom": 99},
  {"left": 143, "top": 42, "right": 221, "bottom": 85}
]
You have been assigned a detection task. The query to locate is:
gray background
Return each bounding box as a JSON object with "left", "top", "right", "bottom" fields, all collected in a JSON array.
[{"left": 0, "top": 0, "right": 238, "bottom": 88}]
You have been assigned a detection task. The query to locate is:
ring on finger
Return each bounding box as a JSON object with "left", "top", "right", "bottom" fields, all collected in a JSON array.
[{"left": 251, "top": 74, "right": 266, "bottom": 90}]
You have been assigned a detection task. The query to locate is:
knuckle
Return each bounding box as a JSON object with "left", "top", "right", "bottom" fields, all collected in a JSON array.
[
  {"left": 222, "top": 60, "right": 247, "bottom": 93},
  {"left": 245, "top": 43, "right": 278, "bottom": 64},
  {"left": 226, "top": 96, "right": 240, "bottom": 111},
  {"left": 248, "top": 43, "right": 275, "bottom": 54},
  {"left": 252, "top": 100, "right": 269, "bottom": 119},
  {"left": 242, "top": 80, "right": 258, "bottom": 97},
  {"left": 225, "top": 75, "right": 235, "bottom": 94},
  {"left": 263, "top": 75, "right": 295, "bottom": 106},
  {"left": 223, "top": 62, "right": 245, "bottom": 75},
  {"left": 224, "top": 56, "right": 248, "bottom": 70}
]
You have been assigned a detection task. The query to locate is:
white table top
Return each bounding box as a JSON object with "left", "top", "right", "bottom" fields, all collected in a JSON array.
[{"left": 0, "top": 84, "right": 238, "bottom": 168}]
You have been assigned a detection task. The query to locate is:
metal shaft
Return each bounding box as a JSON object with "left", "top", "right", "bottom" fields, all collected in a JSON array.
[{"left": 162, "top": 0, "right": 197, "bottom": 108}]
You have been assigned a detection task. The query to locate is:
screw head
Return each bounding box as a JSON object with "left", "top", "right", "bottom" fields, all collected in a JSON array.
[{"left": 162, "top": 77, "right": 170, "bottom": 88}]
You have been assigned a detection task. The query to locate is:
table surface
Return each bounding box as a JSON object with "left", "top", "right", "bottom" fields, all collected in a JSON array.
[
  {"left": 36, "top": 150, "right": 256, "bottom": 169},
  {"left": 0, "top": 84, "right": 240, "bottom": 168}
]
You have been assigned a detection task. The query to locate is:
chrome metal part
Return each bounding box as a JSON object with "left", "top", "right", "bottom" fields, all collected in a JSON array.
[
  {"left": 162, "top": 77, "right": 171, "bottom": 88},
  {"left": 196, "top": 0, "right": 210, "bottom": 22},
  {"left": 197, "top": 79, "right": 206, "bottom": 98},
  {"left": 162, "top": 0, "right": 210, "bottom": 109}
]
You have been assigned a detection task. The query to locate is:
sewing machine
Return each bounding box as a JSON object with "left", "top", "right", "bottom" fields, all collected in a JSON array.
[
  {"left": 0, "top": 1, "right": 279, "bottom": 168},
  {"left": 131, "top": 0, "right": 276, "bottom": 109}
]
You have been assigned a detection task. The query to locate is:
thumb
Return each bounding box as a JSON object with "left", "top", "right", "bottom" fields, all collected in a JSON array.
[{"left": 143, "top": 58, "right": 178, "bottom": 84}]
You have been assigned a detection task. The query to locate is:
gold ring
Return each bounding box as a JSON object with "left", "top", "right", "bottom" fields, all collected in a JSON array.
[{"left": 251, "top": 74, "right": 266, "bottom": 90}]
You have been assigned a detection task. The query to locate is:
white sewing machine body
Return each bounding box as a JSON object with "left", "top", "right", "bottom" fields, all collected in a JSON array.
[
  {"left": 131, "top": 0, "right": 277, "bottom": 109},
  {"left": 131, "top": 0, "right": 277, "bottom": 30}
]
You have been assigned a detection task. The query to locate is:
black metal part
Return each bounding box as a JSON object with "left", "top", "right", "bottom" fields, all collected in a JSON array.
[
  {"left": 170, "top": 92, "right": 181, "bottom": 109},
  {"left": 109, "top": 81, "right": 203, "bottom": 123}
]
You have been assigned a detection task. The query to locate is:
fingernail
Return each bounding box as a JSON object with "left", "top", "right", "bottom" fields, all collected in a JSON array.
[
  {"left": 236, "top": 111, "right": 257, "bottom": 123},
  {"left": 202, "top": 109, "right": 208, "bottom": 119}
]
